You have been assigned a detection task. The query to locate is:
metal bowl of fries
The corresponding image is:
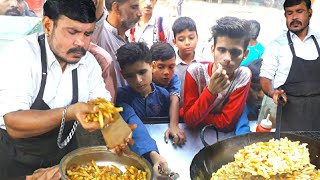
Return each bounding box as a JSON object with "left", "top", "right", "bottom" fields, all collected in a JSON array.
[{"left": 59, "top": 146, "right": 153, "bottom": 180}]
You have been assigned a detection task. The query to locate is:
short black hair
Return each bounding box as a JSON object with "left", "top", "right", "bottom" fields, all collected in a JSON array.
[
  {"left": 117, "top": 42, "right": 152, "bottom": 69},
  {"left": 105, "top": 0, "right": 127, "bottom": 11},
  {"left": 248, "top": 59, "right": 262, "bottom": 84},
  {"left": 150, "top": 42, "right": 176, "bottom": 61},
  {"left": 172, "top": 17, "right": 198, "bottom": 39},
  {"left": 284, "top": 0, "right": 311, "bottom": 10},
  {"left": 43, "top": 0, "right": 96, "bottom": 23},
  {"left": 248, "top": 20, "right": 261, "bottom": 40},
  {"left": 211, "top": 16, "right": 250, "bottom": 50}
]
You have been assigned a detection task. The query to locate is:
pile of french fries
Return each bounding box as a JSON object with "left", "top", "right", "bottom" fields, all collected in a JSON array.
[
  {"left": 85, "top": 98, "right": 123, "bottom": 128},
  {"left": 67, "top": 160, "right": 147, "bottom": 180},
  {"left": 211, "top": 138, "right": 320, "bottom": 179}
]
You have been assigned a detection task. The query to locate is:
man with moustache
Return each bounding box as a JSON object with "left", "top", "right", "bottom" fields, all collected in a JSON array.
[
  {"left": 0, "top": 0, "right": 36, "bottom": 16},
  {"left": 0, "top": 0, "right": 112, "bottom": 178},
  {"left": 260, "top": 0, "right": 320, "bottom": 131},
  {"left": 92, "top": 0, "right": 142, "bottom": 87},
  {"left": 128, "top": 0, "right": 174, "bottom": 48}
]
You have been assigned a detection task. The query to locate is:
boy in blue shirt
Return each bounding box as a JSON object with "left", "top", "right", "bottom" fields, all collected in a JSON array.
[
  {"left": 116, "top": 42, "right": 171, "bottom": 178},
  {"left": 150, "top": 42, "right": 186, "bottom": 145}
]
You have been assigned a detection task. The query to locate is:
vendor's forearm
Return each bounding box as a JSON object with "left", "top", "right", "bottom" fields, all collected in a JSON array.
[
  {"left": 260, "top": 77, "right": 274, "bottom": 97},
  {"left": 169, "top": 95, "right": 180, "bottom": 128},
  {"left": 4, "top": 108, "right": 65, "bottom": 139}
]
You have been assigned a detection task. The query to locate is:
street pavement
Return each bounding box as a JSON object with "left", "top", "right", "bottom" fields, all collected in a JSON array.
[{"left": 155, "top": 0, "right": 287, "bottom": 59}]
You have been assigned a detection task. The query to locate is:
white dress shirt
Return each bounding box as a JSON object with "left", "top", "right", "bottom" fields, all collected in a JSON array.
[
  {"left": 260, "top": 28, "right": 320, "bottom": 88},
  {"left": 0, "top": 33, "right": 111, "bottom": 129}
]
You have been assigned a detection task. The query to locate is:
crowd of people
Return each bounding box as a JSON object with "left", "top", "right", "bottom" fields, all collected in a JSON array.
[{"left": 0, "top": 0, "right": 319, "bottom": 179}]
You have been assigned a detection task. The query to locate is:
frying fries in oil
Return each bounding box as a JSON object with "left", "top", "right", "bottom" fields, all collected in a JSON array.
[
  {"left": 67, "top": 160, "right": 147, "bottom": 180},
  {"left": 85, "top": 98, "right": 123, "bottom": 128},
  {"left": 211, "top": 138, "right": 320, "bottom": 180}
]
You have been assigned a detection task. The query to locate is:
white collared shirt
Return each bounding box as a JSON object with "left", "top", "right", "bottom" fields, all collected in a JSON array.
[
  {"left": 260, "top": 28, "right": 320, "bottom": 88},
  {"left": 0, "top": 33, "right": 111, "bottom": 129},
  {"left": 128, "top": 15, "right": 174, "bottom": 48}
]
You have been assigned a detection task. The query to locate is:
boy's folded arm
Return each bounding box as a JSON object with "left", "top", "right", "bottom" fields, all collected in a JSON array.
[
  {"left": 183, "top": 72, "right": 218, "bottom": 128},
  {"left": 202, "top": 84, "right": 250, "bottom": 132}
]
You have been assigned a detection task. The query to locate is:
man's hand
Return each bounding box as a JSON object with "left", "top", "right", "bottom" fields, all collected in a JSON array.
[
  {"left": 164, "top": 125, "right": 186, "bottom": 145},
  {"left": 26, "top": 165, "right": 60, "bottom": 180},
  {"left": 68, "top": 102, "right": 110, "bottom": 132},
  {"left": 208, "top": 63, "right": 230, "bottom": 95},
  {"left": 269, "top": 89, "right": 287, "bottom": 105}
]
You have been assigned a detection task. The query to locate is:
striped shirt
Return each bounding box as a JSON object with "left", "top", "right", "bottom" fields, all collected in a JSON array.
[{"left": 92, "top": 11, "right": 128, "bottom": 87}]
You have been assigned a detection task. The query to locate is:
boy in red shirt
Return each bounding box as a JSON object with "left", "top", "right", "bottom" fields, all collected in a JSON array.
[{"left": 183, "top": 16, "right": 251, "bottom": 134}]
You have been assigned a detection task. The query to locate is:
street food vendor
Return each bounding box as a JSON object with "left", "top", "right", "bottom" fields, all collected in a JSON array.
[
  {"left": 260, "top": 0, "right": 320, "bottom": 131},
  {"left": 0, "top": 0, "right": 112, "bottom": 178}
]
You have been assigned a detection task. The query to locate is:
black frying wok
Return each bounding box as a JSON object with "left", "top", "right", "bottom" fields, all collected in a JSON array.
[{"left": 190, "top": 132, "right": 320, "bottom": 180}]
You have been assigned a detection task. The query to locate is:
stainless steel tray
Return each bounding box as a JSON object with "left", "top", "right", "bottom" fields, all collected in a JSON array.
[{"left": 59, "top": 146, "right": 153, "bottom": 180}]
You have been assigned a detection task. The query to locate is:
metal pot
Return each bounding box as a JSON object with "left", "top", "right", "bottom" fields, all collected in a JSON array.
[
  {"left": 190, "top": 130, "right": 320, "bottom": 180},
  {"left": 59, "top": 146, "right": 153, "bottom": 180}
]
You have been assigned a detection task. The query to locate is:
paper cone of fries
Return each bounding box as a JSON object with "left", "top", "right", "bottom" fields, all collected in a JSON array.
[{"left": 101, "top": 112, "right": 132, "bottom": 149}]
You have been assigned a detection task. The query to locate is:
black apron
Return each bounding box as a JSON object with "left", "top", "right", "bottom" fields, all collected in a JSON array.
[
  {"left": 280, "top": 31, "right": 320, "bottom": 131},
  {"left": 0, "top": 35, "right": 79, "bottom": 178}
]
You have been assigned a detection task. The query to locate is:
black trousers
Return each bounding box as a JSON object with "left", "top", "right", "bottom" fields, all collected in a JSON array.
[{"left": 0, "top": 129, "right": 77, "bottom": 178}]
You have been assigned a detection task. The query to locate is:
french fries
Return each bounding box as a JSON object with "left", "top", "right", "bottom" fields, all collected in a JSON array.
[
  {"left": 85, "top": 98, "right": 123, "bottom": 128},
  {"left": 66, "top": 160, "right": 147, "bottom": 180},
  {"left": 211, "top": 138, "right": 320, "bottom": 180}
]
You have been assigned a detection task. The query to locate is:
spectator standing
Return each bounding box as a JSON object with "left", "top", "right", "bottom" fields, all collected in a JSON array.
[
  {"left": 150, "top": 42, "right": 186, "bottom": 145},
  {"left": 183, "top": 16, "right": 251, "bottom": 135},
  {"left": 172, "top": 17, "right": 205, "bottom": 112},
  {"left": 116, "top": 42, "right": 172, "bottom": 179},
  {"left": 129, "top": 0, "right": 174, "bottom": 48},
  {"left": 240, "top": 20, "right": 265, "bottom": 66},
  {"left": 92, "top": 0, "right": 142, "bottom": 87}
]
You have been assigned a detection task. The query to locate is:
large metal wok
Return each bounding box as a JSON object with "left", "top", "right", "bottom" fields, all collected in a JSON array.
[{"left": 190, "top": 131, "right": 320, "bottom": 180}]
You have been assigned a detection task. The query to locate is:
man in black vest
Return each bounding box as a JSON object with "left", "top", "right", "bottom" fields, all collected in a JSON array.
[
  {"left": 260, "top": 0, "right": 320, "bottom": 131},
  {"left": 0, "top": 0, "right": 112, "bottom": 178}
]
